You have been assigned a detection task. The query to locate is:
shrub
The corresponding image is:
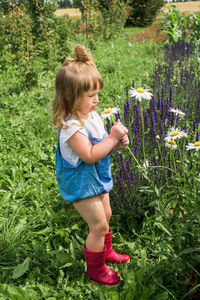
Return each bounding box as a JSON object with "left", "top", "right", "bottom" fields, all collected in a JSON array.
[
  {"left": 53, "top": 16, "right": 79, "bottom": 62},
  {"left": 80, "top": 0, "right": 129, "bottom": 47},
  {"left": 126, "top": 0, "right": 164, "bottom": 27},
  {"left": 158, "top": 5, "right": 192, "bottom": 44},
  {"left": 159, "top": 6, "right": 200, "bottom": 44},
  {"left": 0, "top": 1, "right": 75, "bottom": 86},
  {"left": 98, "top": 0, "right": 130, "bottom": 39},
  {"left": 0, "top": 4, "right": 33, "bottom": 69}
]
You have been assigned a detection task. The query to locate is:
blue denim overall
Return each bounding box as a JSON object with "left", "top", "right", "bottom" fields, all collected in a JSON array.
[{"left": 55, "top": 127, "right": 113, "bottom": 204}]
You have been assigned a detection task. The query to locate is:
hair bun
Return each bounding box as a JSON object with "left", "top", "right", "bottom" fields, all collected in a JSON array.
[{"left": 74, "top": 44, "right": 93, "bottom": 64}]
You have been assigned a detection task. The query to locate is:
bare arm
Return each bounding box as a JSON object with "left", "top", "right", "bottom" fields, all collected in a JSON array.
[{"left": 68, "top": 122, "right": 128, "bottom": 164}]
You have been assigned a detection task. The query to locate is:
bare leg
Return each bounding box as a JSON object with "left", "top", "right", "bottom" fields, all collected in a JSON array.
[
  {"left": 73, "top": 195, "right": 109, "bottom": 252},
  {"left": 100, "top": 194, "right": 131, "bottom": 264},
  {"left": 100, "top": 193, "right": 112, "bottom": 226}
]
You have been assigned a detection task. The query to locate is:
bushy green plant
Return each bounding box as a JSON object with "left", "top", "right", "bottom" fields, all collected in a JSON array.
[
  {"left": 0, "top": 4, "right": 33, "bottom": 69},
  {"left": 1, "top": 0, "right": 57, "bottom": 18},
  {"left": 159, "top": 6, "right": 200, "bottom": 45},
  {"left": 99, "top": 0, "right": 130, "bottom": 40},
  {"left": 189, "top": 11, "right": 200, "bottom": 41},
  {"left": 0, "top": 1, "right": 77, "bottom": 87},
  {"left": 126, "top": 0, "right": 164, "bottom": 27},
  {"left": 81, "top": 0, "right": 129, "bottom": 47},
  {"left": 158, "top": 5, "right": 191, "bottom": 44},
  {"left": 53, "top": 16, "right": 79, "bottom": 62}
]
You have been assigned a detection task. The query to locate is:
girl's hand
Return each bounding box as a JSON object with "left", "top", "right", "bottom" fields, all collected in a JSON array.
[
  {"left": 110, "top": 120, "right": 128, "bottom": 141},
  {"left": 112, "top": 134, "right": 129, "bottom": 152},
  {"left": 120, "top": 134, "right": 129, "bottom": 147}
]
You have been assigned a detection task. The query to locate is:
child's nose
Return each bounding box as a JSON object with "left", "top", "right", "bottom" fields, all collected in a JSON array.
[{"left": 93, "top": 95, "right": 98, "bottom": 103}]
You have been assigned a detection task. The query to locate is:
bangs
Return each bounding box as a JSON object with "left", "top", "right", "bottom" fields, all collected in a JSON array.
[
  {"left": 90, "top": 75, "right": 103, "bottom": 91},
  {"left": 81, "top": 65, "right": 103, "bottom": 92}
]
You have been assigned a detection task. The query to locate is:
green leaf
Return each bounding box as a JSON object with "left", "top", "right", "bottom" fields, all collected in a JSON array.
[
  {"left": 179, "top": 247, "right": 200, "bottom": 256},
  {"left": 12, "top": 257, "right": 30, "bottom": 279},
  {"left": 126, "top": 242, "right": 136, "bottom": 253},
  {"left": 154, "top": 222, "right": 172, "bottom": 236}
]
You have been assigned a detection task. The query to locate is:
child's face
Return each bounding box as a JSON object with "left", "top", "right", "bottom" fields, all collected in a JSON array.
[{"left": 78, "top": 86, "right": 100, "bottom": 117}]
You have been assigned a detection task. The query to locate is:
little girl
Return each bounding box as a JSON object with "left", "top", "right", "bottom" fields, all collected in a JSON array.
[{"left": 53, "top": 44, "right": 130, "bottom": 286}]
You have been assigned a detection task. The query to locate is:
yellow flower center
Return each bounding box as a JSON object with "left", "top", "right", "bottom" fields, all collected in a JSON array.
[
  {"left": 168, "top": 140, "right": 176, "bottom": 145},
  {"left": 104, "top": 108, "right": 112, "bottom": 114},
  {"left": 136, "top": 88, "right": 145, "bottom": 93},
  {"left": 170, "top": 131, "right": 179, "bottom": 137},
  {"left": 194, "top": 141, "right": 200, "bottom": 146}
]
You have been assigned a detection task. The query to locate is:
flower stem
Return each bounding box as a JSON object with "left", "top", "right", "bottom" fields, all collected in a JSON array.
[
  {"left": 169, "top": 149, "right": 177, "bottom": 174},
  {"left": 174, "top": 114, "right": 178, "bottom": 127},
  {"left": 139, "top": 103, "right": 146, "bottom": 161},
  {"left": 157, "top": 140, "right": 169, "bottom": 185},
  {"left": 127, "top": 145, "right": 140, "bottom": 166},
  {"left": 181, "top": 138, "right": 186, "bottom": 188}
]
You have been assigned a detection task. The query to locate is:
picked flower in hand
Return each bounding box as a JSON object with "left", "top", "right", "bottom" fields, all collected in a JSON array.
[
  {"left": 101, "top": 107, "right": 119, "bottom": 120},
  {"left": 129, "top": 87, "right": 153, "bottom": 102}
]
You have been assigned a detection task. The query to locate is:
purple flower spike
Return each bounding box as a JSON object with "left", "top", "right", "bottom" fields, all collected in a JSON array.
[
  {"left": 115, "top": 113, "right": 121, "bottom": 120},
  {"left": 116, "top": 174, "right": 125, "bottom": 199},
  {"left": 169, "top": 87, "right": 173, "bottom": 104},
  {"left": 119, "top": 154, "right": 132, "bottom": 186}
]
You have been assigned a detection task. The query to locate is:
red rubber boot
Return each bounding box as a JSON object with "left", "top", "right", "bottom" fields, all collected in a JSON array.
[
  {"left": 83, "top": 244, "right": 120, "bottom": 286},
  {"left": 105, "top": 229, "right": 130, "bottom": 264}
]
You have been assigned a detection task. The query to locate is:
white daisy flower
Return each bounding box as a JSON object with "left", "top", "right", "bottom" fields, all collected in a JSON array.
[
  {"left": 165, "top": 140, "right": 177, "bottom": 150},
  {"left": 169, "top": 108, "right": 185, "bottom": 116},
  {"left": 164, "top": 127, "right": 187, "bottom": 143},
  {"left": 101, "top": 107, "right": 119, "bottom": 120},
  {"left": 186, "top": 141, "right": 200, "bottom": 151},
  {"left": 129, "top": 87, "right": 153, "bottom": 102}
]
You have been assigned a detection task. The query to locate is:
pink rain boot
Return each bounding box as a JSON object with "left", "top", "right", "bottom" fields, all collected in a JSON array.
[
  {"left": 83, "top": 244, "right": 120, "bottom": 286},
  {"left": 105, "top": 229, "right": 130, "bottom": 264}
]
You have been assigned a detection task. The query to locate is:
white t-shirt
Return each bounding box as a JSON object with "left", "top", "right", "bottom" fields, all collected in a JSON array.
[{"left": 59, "top": 111, "right": 106, "bottom": 167}]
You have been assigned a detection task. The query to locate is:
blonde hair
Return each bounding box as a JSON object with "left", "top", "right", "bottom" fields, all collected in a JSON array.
[{"left": 52, "top": 44, "right": 103, "bottom": 128}]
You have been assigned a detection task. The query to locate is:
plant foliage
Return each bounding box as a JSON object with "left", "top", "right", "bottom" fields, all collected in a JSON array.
[
  {"left": 159, "top": 5, "right": 200, "bottom": 44},
  {"left": 127, "top": 0, "right": 165, "bottom": 27}
]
